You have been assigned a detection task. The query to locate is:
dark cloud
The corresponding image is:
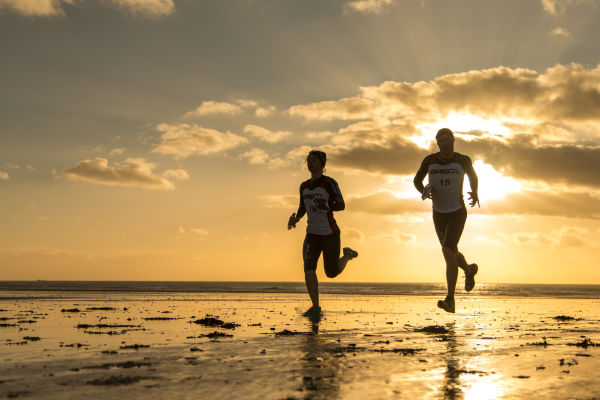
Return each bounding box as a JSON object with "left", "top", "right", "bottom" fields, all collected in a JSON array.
[
  {"left": 331, "top": 139, "right": 426, "bottom": 176},
  {"left": 457, "top": 136, "right": 600, "bottom": 187}
]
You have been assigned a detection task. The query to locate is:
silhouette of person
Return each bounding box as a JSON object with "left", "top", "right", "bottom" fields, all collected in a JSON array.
[
  {"left": 413, "top": 128, "right": 479, "bottom": 313},
  {"left": 288, "top": 150, "right": 358, "bottom": 319}
]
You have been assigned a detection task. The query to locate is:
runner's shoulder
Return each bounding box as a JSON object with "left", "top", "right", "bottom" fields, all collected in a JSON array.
[
  {"left": 420, "top": 153, "right": 436, "bottom": 165},
  {"left": 323, "top": 175, "right": 338, "bottom": 184},
  {"left": 456, "top": 153, "right": 473, "bottom": 166},
  {"left": 300, "top": 178, "right": 312, "bottom": 190}
]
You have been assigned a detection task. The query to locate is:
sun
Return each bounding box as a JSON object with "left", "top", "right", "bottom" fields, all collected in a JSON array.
[{"left": 468, "top": 160, "right": 520, "bottom": 200}]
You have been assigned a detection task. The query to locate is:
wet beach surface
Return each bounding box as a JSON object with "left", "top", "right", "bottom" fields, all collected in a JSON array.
[{"left": 1, "top": 292, "right": 599, "bottom": 399}]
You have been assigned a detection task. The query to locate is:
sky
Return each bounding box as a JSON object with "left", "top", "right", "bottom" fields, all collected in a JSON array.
[{"left": 1, "top": 0, "right": 599, "bottom": 284}]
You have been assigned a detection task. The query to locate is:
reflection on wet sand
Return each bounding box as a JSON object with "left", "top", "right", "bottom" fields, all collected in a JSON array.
[
  {"left": 298, "top": 318, "right": 342, "bottom": 400},
  {"left": 442, "top": 322, "right": 504, "bottom": 400},
  {"left": 442, "top": 323, "right": 462, "bottom": 399}
]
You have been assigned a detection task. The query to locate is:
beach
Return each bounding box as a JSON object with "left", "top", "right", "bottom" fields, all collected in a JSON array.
[{"left": 1, "top": 284, "right": 600, "bottom": 399}]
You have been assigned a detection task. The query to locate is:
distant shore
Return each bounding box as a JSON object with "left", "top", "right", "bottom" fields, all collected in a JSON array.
[{"left": 1, "top": 281, "right": 600, "bottom": 299}]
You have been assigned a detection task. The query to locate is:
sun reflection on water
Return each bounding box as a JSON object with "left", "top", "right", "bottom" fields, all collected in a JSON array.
[{"left": 463, "top": 375, "right": 505, "bottom": 400}]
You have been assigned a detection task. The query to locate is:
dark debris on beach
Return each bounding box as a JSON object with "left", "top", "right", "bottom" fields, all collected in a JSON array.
[
  {"left": 527, "top": 338, "right": 551, "bottom": 347},
  {"left": 86, "top": 375, "right": 151, "bottom": 386},
  {"left": 373, "top": 348, "right": 424, "bottom": 355},
  {"left": 120, "top": 344, "right": 150, "bottom": 350},
  {"left": 77, "top": 323, "right": 140, "bottom": 329},
  {"left": 188, "top": 331, "right": 233, "bottom": 339},
  {"left": 81, "top": 361, "right": 152, "bottom": 370},
  {"left": 191, "top": 315, "right": 240, "bottom": 329},
  {"left": 552, "top": 315, "right": 582, "bottom": 321},
  {"left": 274, "top": 329, "right": 310, "bottom": 336},
  {"left": 566, "top": 338, "right": 600, "bottom": 348},
  {"left": 414, "top": 325, "right": 449, "bottom": 334}
]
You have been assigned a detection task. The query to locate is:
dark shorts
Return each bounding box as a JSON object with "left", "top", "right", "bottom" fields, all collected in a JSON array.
[
  {"left": 432, "top": 207, "right": 467, "bottom": 252},
  {"left": 303, "top": 231, "right": 341, "bottom": 277}
]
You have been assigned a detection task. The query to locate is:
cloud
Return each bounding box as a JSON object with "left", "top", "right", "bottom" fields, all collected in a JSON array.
[
  {"left": 0, "top": 171, "right": 9, "bottom": 181},
  {"left": 376, "top": 229, "right": 417, "bottom": 244},
  {"left": 541, "top": 0, "right": 594, "bottom": 15},
  {"left": 107, "top": 0, "right": 174, "bottom": 17},
  {"left": 456, "top": 136, "right": 600, "bottom": 188},
  {"left": 244, "top": 124, "right": 292, "bottom": 143},
  {"left": 240, "top": 147, "right": 287, "bottom": 170},
  {"left": 293, "top": 64, "right": 600, "bottom": 123},
  {"left": 255, "top": 105, "right": 276, "bottom": 118},
  {"left": 550, "top": 26, "right": 570, "bottom": 37},
  {"left": 58, "top": 157, "right": 188, "bottom": 190},
  {"left": 0, "top": 0, "right": 74, "bottom": 17},
  {"left": 178, "top": 226, "right": 209, "bottom": 238},
  {"left": 0, "top": 0, "right": 174, "bottom": 17},
  {"left": 109, "top": 148, "right": 125, "bottom": 156},
  {"left": 348, "top": 191, "right": 429, "bottom": 215},
  {"left": 183, "top": 99, "right": 276, "bottom": 118},
  {"left": 288, "top": 97, "right": 376, "bottom": 121},
  {"left": 348, "top": 190, "right": 600, "bottom": 220},
  {"left": 499, "top": 226, "right": 591, "bottom": 248},
  {"left": 259, "top": 194, "right": 297, "bottom": 209},
  {"left": 286, "top": 64, "right": 600, "bottom": 189},
  {"left": 343, "top": 0, "right": 394, "bottom": 15},
  {"left": 183, "top": 101, "right": 243, "bottom": 118},
  {"left": 152, "top": 123, "right": 248, "bottom": 159},
  {"left": 344, "top": 227, "right": 365, "bottom": 242}
]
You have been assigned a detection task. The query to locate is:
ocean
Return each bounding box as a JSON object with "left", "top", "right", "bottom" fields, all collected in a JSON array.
[{"left": 1, "top": 281, "right": 600, "bottom": 299}]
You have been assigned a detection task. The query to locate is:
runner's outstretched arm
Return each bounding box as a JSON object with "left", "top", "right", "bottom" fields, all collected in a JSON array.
[{"left": 462, "top": 156, "right": 479, "bottom": 207}]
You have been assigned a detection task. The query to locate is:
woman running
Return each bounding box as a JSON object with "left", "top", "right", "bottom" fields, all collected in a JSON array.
[{"left": 288, "top": 150, "right": 358, "bottom": 319}]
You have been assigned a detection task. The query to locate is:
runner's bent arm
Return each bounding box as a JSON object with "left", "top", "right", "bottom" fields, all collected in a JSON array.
[
  {"left": 327, "top": 178, "right": 345, "bottom": 211},
  {"left": 296, "top": 183, "right": 306, "bottom": 219},
  {"left": 413, "top": 155, "right": 430, "bottom": 195}
]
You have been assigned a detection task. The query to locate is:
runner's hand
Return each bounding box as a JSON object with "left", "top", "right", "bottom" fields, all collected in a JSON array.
[
  {"left": 468, "top": 192, "right": 480, "bottom": 208},
  {"left": 287, "top": 213, "right": 297, "bottom": 230},
  {"left": 421, "top": 184, "right": 432, "bottom": 200}
]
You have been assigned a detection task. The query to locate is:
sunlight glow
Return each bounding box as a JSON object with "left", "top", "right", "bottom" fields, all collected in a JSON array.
[
  {"left": 470, "top": 160, "right": 521, "bottom": 200},
  {"left": 417, "top": 112, "right": 513, "bottom": 139}
]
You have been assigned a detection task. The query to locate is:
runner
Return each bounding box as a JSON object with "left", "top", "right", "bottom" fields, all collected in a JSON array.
[
  {"left": 288, "top": 150, "right": 358, "bottom": 319},
  {"left": 413, "top": 128, "right": 479, "bottom": 313}
]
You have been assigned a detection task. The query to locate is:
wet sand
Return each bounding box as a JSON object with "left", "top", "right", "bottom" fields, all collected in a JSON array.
[{"left": 1, "top": 292, "right": 599, "bottom": 399}]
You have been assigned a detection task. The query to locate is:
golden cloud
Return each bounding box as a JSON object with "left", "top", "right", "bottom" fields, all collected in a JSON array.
[
  {"left": 244, "top": 124, "right": 292, "bottom": 143},
  {"left": 152, "top": 123, "right": 248, "bottom": 159},
  {"left": 0, "top": 0, "right": 174, "bottom": 17},
  {"left": 58, "top": 157, "right": 188, "bottom": 190},
  {"left": 343, "top": 0, "right": 394, "bottom": 15},
  {"left": 291, "top": 64, "right": 600, "bottom": 123}
]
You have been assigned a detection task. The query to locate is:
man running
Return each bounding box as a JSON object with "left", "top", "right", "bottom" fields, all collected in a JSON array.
[
  {"left": 288, "top": 150, "right": 359, "bottom": 319},
  {"left": 413, "top": 128, "right": 479, "bottom": 313}
]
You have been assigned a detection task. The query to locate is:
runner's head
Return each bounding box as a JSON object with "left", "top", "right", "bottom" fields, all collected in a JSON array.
[
  {"left": 436, "top": 128, "right": 455, "bottom": 153},
  {"left": 307, "top": 150, "right": 326, "bottom": 174}
]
